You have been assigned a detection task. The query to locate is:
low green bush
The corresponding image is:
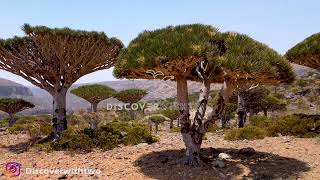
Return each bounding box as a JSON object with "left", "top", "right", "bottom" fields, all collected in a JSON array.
[
  {"left": 224, "top": 125, "right": 266, "bottom": 141},
  {"left": 170, "top": 127, "right": 181, "bottom": 133},
  {"left": 48, "top": 121, "right": 158, "bottom": 152},
  {"left": 249, "top": 115, "right": 274, "bottom": 128},
  {"left": 8, "top": 121, "right": 52, "bottom": 139},
  {"left": 207, "top": 124, "right": 220, "bottom": 132},
  {"left": 267, "top": 114, "right": 320, "bottom": 137},
  {"left": 8, "top": 123, "right": 27, "bottom": 134}
]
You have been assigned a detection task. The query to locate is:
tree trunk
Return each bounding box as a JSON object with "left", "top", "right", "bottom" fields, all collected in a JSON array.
[
  {"left": 263, "top": 109, "right": 268, "bottom": 117},
  {"left": 170, "top": 119, "right": 174, "bottom": 129},
  {"left": 249, "top": 108, "right": 254, "bottom": 120},
  {"left": 129, "top": 103, "right": 135, "bottom": 120},
  {"left": 237, "top": 93, "right": 246, "bottom": 128},
  {"left": 155, "top": 123, "right": 159, "bottom": 133},
  {"left": 176, "top": 77, "right": 201, "bottom": 165},
  {"left": 177, "top": 118, "right": 180, "bottom": 127},
  {"left": 8, "top": 114, "right": 16, "bottom": 127},
  {"left": 221, "top": 115, "right": 230, "bottom": 128},
  {"left": 90, "top": 103, "right": 98, "bottom": 129},
  {"left": 52, "top": 89, "right": 68, "bottom": 141}
]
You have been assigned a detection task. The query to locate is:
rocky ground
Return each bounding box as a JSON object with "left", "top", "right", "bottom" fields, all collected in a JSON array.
[{"left": 0, "top": 131, "right": 319, "bottom": 180}]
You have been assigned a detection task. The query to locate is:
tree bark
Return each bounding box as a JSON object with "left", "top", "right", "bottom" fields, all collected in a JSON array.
[
  {"left": 249, "top": 108, "right": 254, "bottom": 120},
  {"left": 8, "top": 114, "right": 16, "bottom": 127},
  {"left": 221, "top": 115, "right": 230, "bottom": 128},
  {"left": 155, "top": 123, "right": 159, "bottom": 133},
  {"left": 203, "top": 80, "right": 234, "bottom": 132},
  {"left": 129, "top": 103, "right": 135, "bottom": 120},
  {"left": 263, "top": 109, "right": 268, "bottom": 117},
  {"left": 237, "top": 93, "right": 246, "bottom": 128},
  {"left": 170, "top": 119, "right": 174, "bottom": 129},
  {"left": 176, "top": 77, "right": 201, "bottom": 165},
  {"left": 90, "top": 103, "right": 98, "bottom": 129},
  {"left": 52, "top": 89, "right": 68, "bottom": 141}
]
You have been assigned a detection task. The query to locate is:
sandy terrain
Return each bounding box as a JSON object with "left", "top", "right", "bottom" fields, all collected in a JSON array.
[{"left": 0, "top": 131, "right": 319, "bottom": 180}]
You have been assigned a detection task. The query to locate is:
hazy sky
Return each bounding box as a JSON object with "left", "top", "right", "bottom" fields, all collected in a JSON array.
[{"left": 0, "top": 0, "right": 319, "bottom": 86}]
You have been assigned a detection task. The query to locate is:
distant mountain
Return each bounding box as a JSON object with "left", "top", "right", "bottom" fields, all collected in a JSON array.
[
  {"left": 27, "top": 80, "right": 222, "bottom": 112},
  {"left": 0, "top": 78, "right": 33, "bottom": 97},
  {"left": 0, "top": 63, "right": 319, "bottom": 116}
]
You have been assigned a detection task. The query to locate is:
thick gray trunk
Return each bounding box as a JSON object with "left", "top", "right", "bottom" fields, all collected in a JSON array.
[
  {"left": 92, "top": 103, "right": 98, "bottom": 112},
  {"left": 129, "top": 103, "right": 135, "bottom": 120},
  {"left": 155, "top": 123, "right": 159, "bottom": 133},
  {"left": 177, "top": 77, "right": 202, "bottom": 164},
  {"left": 52, "top": 89, "right": 68, "bottom": 141},
  {"left": 90, "top": 103, "right": 98, "bottom": 129},
  {"left": 237, "top": 93, "right": 246, "bottom": 128},
  {"left": 8, "top": 114, "right": 16, "bottom": 127}
]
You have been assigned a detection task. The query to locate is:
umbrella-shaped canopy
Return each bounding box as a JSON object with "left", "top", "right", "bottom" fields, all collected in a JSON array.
[
  {"left": 114, "top": 25, "right": 294, "bottom": 85},
  {"left": 285, "top": 32, "right": 320, "bottom": 70}
]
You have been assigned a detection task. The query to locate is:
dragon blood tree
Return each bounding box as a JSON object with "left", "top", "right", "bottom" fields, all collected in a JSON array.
[
  {"left": 114, "top": 24, "right": 294, "bottom": 165},
  {"left": 115, "top": 89, "right": 147, "bottom": 120},
  {"left": 285, "top": 32, "right": 320, "bottom": 70},
  {"left": 71, "top": 84, "right": 116, "bottom": 129},
  {"left": 0, "top": 24, "right": 123, "bottom": 140},
  {"left": 218, "top": 32, "right": 295, "bottom": 129},
  {"left": 0, "top": 98, "right": 34, "bottom": 127}
]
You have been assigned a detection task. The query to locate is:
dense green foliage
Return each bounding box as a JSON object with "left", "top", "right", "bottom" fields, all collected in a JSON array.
[
  {"left": 226, "top": 114, "right": 320, "bottom": 140},
  {"left": 224, "top": 125, "right": 266, "bottom": 141},
  {"left": 0, "top": 24, "right": 123, "bottom": 48},
  {"left": 115, "top": 89, "right": 147, "bottom": 103},
  {"left": 218, "top": 32, "right": 294, "bottom": 83},
  {"left": 160, "top": 109, "right": 179, "bottom": 121},
  {"left": 231, "top": 86, "right": 287, "bottom": 116},
  {"left": 71, "top": 84, "right": 116, "bottom": 104},
  {"left": 8, "top": 115, "right": 52, "bottom": 140},
  {"left": 0, "top": 98, "right": 34, "bottom": 114},
  {"left": 285, "top": 32, "right": 320, "bottom": 69},
  {"left": 48, "top": 122, "right": 157, "bottom": 152},
  {"left": 267, "top": 114, "right": 320, "bottom": 137},
  {"left": 114, "top": 24, "right": 294, "bottom": 84},
  {"left": 114, "top": 24, "right": 219, "bottom": 77},
  {"left": 148, "top": 115, "right": 167, "bottom": 124}
]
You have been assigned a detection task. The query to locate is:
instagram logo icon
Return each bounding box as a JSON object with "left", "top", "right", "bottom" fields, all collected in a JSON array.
[{"left": 1, "top": 162, "right": 21, "bottom": 177}]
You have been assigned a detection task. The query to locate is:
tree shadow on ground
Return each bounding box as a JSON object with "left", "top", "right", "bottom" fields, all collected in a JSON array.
[
  {"left": 134, "top": 147, "right": 310, "bottom": 180},
  {"left": 3, "top": 135, "right": 50, "bottom": 154},
  {"left": 3, "top": 141, "right": 31, "bottom": 154}
]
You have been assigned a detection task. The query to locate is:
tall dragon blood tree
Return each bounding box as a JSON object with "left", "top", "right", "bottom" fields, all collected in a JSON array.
[
  {"left": 114, "top": 24, "right": 294, "bottom": 165},
  {"left": 285, "top": 32, "right": 320, "bottom": 71},
  {"left": 71, "top": 84, "right": 116, "bottom": 129},
  {"left": 0, "top": 98, "right": 34, "bottom": 127},
  {"left": 115, "top": 89, "right": 147, "bottom": 120},
  {"left": 0, "top": 24, "right": 123, "bottom": 140}
]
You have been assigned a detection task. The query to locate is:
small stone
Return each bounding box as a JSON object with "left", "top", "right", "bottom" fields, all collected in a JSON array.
[
  {"left": 218, "top": 153, "right": 231, "bottom": 159},
  {"left": 136, "top": 143, "right": 148, "bottom": 148},
  {"left": 211, "top": 160, "right": 225, "bottom": 168},
  {"left": 120, "top": 131, "right": 128, "bottom": 137}
]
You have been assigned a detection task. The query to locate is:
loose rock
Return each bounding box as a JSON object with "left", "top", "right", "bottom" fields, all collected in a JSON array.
[
  {"left": 218, "top": 153, "right": 231, "bottom": 159},
  {"left": 211, "top": 160, "right": 226, "bottom": 168}
]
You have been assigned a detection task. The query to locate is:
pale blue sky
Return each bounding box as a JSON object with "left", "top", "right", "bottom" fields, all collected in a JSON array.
[{"left": 0, "top": 0, "right": 319, "bottom": 86}]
